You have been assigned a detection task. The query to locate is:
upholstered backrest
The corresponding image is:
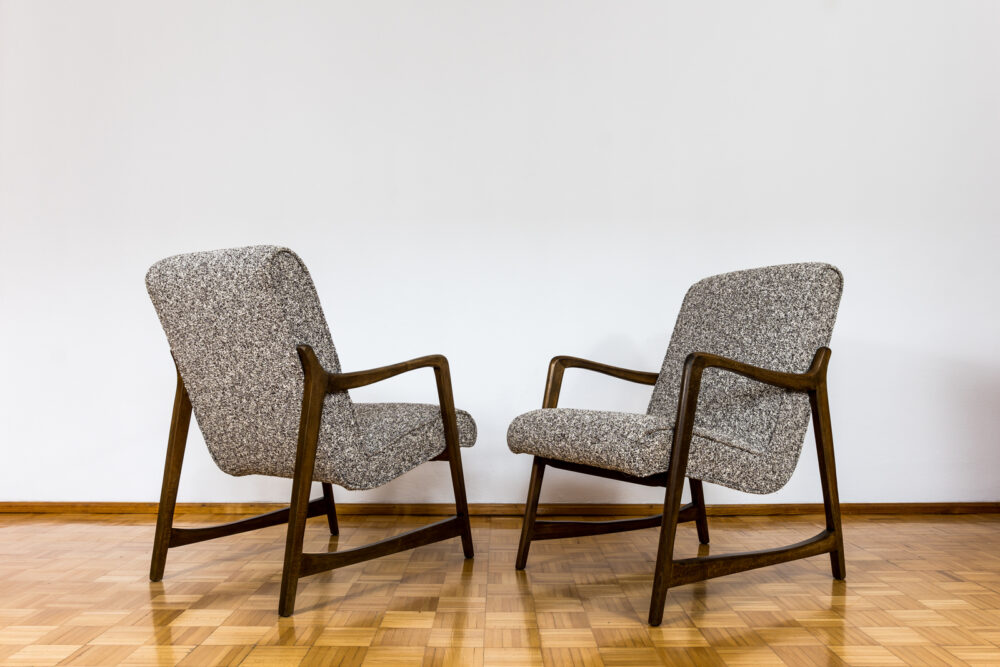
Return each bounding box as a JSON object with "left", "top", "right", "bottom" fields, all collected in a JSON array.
[
  {"left": 146, "top": 246, "right": 358, "bottom": 478},
  {"left": 647, "top": 263, "right": 843, "bottom": 491}
]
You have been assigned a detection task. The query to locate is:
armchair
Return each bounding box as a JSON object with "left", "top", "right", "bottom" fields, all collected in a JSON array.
[
  {"left": 507, "top": 262, "right": 845, "bottom": 625},
  {"left": 146, "top": 245, "right": 475, "bottom": 616}
]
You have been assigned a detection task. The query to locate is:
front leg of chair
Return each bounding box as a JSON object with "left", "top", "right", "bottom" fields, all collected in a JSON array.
[
  {"left": 445, "top": 442, "right": 474, "bottom": 559},
  {"left": 434, "top": 362, "right": 474, "bottom": 559},
  {"left": 150, "top": 371, "right": 193, "bottom": 582},
  {"left": 649, "top": 460, "right": 689, "bottom": 626},
  {"left": 279, "top": 348, "right": 329, "bottom": 617},
  {"left": 649, "top": 356, "right": 702, "bottom": 626},
  {"left": 811, "top": 380, "right": 846, "bottom": 580},
  {"left": 515, "top": 457, "right": 546, "bottom": 570}
]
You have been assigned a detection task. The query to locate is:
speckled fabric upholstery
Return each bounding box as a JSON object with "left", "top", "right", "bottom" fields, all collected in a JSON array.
[
  {"left": 146, "top": 246, "right": 476, "bottom": 491},
  {"left": 508, "top": 409, "right": 674, "bottom": 477},
  {"left": 507, "top": 263, "right": 842, "bottom": 494}
]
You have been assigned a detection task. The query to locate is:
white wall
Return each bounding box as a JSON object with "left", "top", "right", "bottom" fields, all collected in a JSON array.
[{"left": 1, "top": 1, "right": 998, "bottom": 506}]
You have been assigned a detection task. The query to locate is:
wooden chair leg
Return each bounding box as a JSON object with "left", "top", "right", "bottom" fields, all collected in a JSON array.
[
  {"left": 321, "top": 483, "right": 339, "bottom": 536},
  {"left": 649, "top": 466, "right": 687, "bottom": 626},
  {"left": 515, "top": 457, "right": 546, "bottom": 570},
  {"left": 689, "top": 478, "right": 710, "bottom": 545},
  {"left": 446, "top": 448, "right": 475, "bottom": 559},
  {"left": 150, "top": 370, "right": 192, "bottom": 582},
  {"left": 433, "top": 363, "right": 474, "bottom": 559},
  {"left": 279, "top": 349, "right": 327, "bottom": 617},
  {"left": 812, "top": 381, "right": 846, "bottom": 580}
]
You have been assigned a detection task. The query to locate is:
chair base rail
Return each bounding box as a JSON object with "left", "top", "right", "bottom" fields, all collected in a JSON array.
[
  {"left": 530, "top": 503, "right": 701, "bottom": 541},
  {"left": 299, "top": 516, "right": 463, "bottom": 578},
  {"left": 169, "top": 498, "right": 328, "bottom": 548},
  {"left": 669, "top": 529, "right": 837, "bottom": 587}
]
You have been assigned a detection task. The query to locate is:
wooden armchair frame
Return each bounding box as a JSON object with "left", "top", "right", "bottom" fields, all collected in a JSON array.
[
  {"left": 150, "top": 345, "right": 474, "bottom": 617},
  {"left": 515, "top": 348, "right": 844, "bottom": 625}
]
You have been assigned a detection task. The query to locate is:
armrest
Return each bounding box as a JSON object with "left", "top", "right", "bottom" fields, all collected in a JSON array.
[
  {"left": 543, "top": 355, "right": 659, "bottom": 408},
  {"left": 326, "top": 354, "right": 448, "bottom": 391},
  {"left": 685, "top": 347, "right": 830, "bottom": 393},
  {"left": 296, "top": 345, "right": 463, "bottom": 457}
]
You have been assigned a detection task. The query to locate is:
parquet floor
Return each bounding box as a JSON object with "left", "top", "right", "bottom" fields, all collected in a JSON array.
[{"left": 1, "top": 512, "right": 999, "bottom": 666}]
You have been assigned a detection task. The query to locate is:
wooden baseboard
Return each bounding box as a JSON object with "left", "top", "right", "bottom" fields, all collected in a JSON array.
[{"left": 1, "top": 502, "right": 998, "bottom": 516}]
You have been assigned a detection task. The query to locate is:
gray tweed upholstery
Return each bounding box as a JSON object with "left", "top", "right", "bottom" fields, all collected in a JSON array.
[
  {"left": 146, "top": 245, "right": 476, "bottom": 491},
  {"left": 507, "top": 263, "right": 842, "bottom": 494}
]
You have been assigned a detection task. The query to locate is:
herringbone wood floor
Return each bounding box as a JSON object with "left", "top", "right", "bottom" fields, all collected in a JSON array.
[{"left": 1, "top": 512, "right": 999, "bottom": 666}]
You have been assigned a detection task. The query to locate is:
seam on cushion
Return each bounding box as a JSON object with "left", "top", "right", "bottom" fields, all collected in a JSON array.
[
  {"left": 692, "top": 428, "right": 763, "bottom": 456},
  {"left": 642, "top": 425, "right": 672, "bottom": 439},
  {"left": 378, "top": 420, "right": 446, "bottom": 461}
]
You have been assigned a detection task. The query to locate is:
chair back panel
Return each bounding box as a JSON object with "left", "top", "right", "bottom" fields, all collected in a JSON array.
[
  {"left": 647, "top": 263, "right": 843, "bottom": 493},
  {"left": 146, "top": 246, "right": 357, "bottom": 478}
]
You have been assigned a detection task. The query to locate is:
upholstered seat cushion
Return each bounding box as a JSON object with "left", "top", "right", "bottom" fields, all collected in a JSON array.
[
  {"left": 508, "top": 407, "right": 790, "bottom": 491},
  {"left": 508, "top": 409, "right": 674, "bottom": 478},
  {"left": 335, "top": 403, "right": 476, "bottom": 489}
]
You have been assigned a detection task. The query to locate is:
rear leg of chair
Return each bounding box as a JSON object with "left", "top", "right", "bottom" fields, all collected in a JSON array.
[
  {"left": 150, "top": 371, "right": 192, "bottom": 582},
  {"left": 515, "top": 457, "right": 546, "bottom": 570},
  {"left": 689, "top": 478, "right": 710, "bottom": 545},
  {"left": 321, "top": 483, "right": 339, "bottom": 536},
  {"left": 812, "top": 381, "right": 846, "bottom": 580}
]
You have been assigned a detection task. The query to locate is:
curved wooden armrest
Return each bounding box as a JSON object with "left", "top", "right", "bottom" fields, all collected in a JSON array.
[
  {"left": 686, "top": 347, "right": 830, "bottom": 393},
  {"left": 325, "top": 354, "right": 449, "bottom": 392},
  {"left": 543, "top": 355, "right": 659, "bottom": 408},
  {"left": 296, "top": 344, "right": 462, "bottom": 464}
]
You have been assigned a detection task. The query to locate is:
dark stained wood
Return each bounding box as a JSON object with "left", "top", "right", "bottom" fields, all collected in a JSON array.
[
  {"left": 149, "top": 367, "right": 192, "bottom": 582},
  {"left": 170, "top": 498, "right": 327, "bottom": 548},
  {"left": 514, "top": 346, "right": 847, "bottom": 628},
  {"left": 276, "top": 345, "right": 328, "bottom": 616},
  {"left": 543, "top": 355, "right": 658, "bottom": 409},
  {"left": 515, "top": 457, "right": 546, "bottom": 570},
  {"left": 532, "top": 515, "right": 665, "bottom": 540},
  {"left": 299, "top": 517, "right": 463, "bottom": 577},
  {"left": 530, "top": 504, "right": 700, "bottom": 542},
  {"left": 689, "top": 478, "right": 710, "bottom": 545},
  {"left": 648, "top": 351, "right": 702, "bottom": 625},
  {"left": 689, "top": 348, "right": 828, "bottom": 392},
  {"left": 811, "top": 371, "right": 846, "bottom": 580},
  {"left": 325, "top": 354, "right": 449, "bottom": 391},
  {"left": 668, "top": 530, "right": 837, "bottom": 587},
  {"left": 321, "top": 483, "right": 339, "bottom": 536},
  {"left": 433, "top": 360, "right": 475, "bottom": 558}
]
